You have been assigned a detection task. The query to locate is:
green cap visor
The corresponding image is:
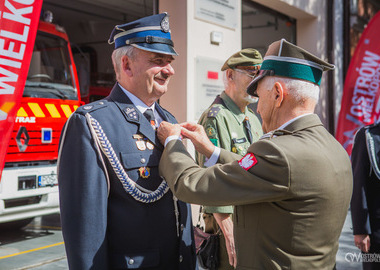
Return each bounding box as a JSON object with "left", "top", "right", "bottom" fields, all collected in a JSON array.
[{"left": 247, "top": 58, "right": 324, "bottom": 97}]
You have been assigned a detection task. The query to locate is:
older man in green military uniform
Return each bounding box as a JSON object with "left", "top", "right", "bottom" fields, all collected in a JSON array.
[
  {"left": 196, "top": 49, "right": 263, "bottom": 269},
  {"left": 157, "top": 39, "right": 353, "bottom": 269}
]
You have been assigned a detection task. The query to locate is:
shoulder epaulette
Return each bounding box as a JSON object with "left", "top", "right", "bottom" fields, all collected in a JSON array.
[
  {"left": 207, "top": 106, "right": 221, "bottom": 118},
  {"left": 76, "top": 100, "right": 108, "bottom": 115}
]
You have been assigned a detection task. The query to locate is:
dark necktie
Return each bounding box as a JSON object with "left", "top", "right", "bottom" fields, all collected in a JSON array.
[
  {"left": 143, "top": 109, "right": 156, "bottom": 130},
  {"left": 243, "top": 116, "right": 253, "bottom": 144}
]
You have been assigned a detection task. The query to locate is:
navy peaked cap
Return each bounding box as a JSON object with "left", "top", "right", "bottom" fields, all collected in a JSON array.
[{"left": 108, "top": 13, "right": 177, "bottom": 56}]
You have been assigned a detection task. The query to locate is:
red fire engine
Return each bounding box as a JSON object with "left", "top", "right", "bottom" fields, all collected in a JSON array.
[{"left": 0, "top": 17, "right": 81, "bottom": 226}]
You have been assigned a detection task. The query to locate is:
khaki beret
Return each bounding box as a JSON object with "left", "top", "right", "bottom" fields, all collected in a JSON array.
[{"left": 221, "top": 48, "right": 263, "bottom": 71}]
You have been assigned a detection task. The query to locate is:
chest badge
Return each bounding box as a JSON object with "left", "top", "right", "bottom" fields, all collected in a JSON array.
[{"left": 139, "top": 167, "right": 150, "bottom": 178}]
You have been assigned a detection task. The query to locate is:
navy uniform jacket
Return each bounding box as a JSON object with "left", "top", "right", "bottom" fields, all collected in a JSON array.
[
  {"left": 351, "top": 123, "right": 380, "bottom": 248},
  {"left": 58, "top": 84, "right": 196, "bottom": 269}
]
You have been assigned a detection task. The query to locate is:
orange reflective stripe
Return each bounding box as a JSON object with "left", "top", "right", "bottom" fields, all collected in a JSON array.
[
  {"left": 61, "top": 104, "right": 73, "bottom": 118},
  {"left": 28, "top": 103, "right": 45, "bottom": 117},
  {"left": 45, "top": 104, "right": 61, "bottom": 118}
]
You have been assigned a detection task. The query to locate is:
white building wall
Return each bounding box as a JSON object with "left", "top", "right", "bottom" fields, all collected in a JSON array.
[
  {"left": 159, "top": 0, "right": 242, "bottom": 124},
  {"left": 334, "top": 0, "right": 344, "bottom": 131}
]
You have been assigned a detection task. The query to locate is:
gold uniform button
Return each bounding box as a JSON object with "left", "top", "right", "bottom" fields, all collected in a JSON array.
[
  {"left": 128, "top": 258, "right": 134, "bottom": 265},
  {"left": 179, "top": 255, "right": 183, "bottom": 263}
]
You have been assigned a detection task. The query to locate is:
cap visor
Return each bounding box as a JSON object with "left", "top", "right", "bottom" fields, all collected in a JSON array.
[
  {"left": 247, "top": 74, "right": 265, "bottom": 96},
  {"left": 132, "top": 43, "right": 178, "bottom": 56}
]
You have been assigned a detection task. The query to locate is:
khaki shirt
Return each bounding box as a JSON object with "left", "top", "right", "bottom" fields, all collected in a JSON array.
[{"left": 196, "top": 91, "right": 263, "bottom": 214}]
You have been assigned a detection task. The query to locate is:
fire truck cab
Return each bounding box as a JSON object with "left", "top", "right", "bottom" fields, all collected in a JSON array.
[{"left": 0, "top": 18, "right": 81, "bottom": 225}]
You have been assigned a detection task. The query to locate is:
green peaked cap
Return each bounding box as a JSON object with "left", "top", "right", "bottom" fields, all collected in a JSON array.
[{"left": 247, "top": 39, "right": 335, "bottom": 96}]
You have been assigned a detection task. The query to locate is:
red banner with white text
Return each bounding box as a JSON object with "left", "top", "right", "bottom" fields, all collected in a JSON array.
[
  {"left": 0, "top": 0, "right": 43, "bottom": 179},
  {"left": 336, "top": 11, "right": 380, "bottom": 155}
]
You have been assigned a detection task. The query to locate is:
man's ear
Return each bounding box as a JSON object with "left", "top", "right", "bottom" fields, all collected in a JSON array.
[
  {"left": 227, "top": 69, "right": 234, "bottom": 81},
  {"left": 273, "top": 81, "right": 285, "bottom": 107},
  {"left": 122, "top": 55, "right": 133, "bottom": 77}
]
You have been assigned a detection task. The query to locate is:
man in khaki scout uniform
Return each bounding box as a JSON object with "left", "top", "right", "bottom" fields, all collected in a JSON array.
[
  {"left": 197, "top": 49, "right": 263, "bottom": 269},
  {"left": 157, "top": 39, "right": 353, "bottom": 269}
]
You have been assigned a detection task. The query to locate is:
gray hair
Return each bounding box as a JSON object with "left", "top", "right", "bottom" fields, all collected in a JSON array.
[
  {"left": 111, "top": 45, "right": 136, "bottom": 81},
  {"left": 261, "top": 76, "right": 320, "bottom": 103}
]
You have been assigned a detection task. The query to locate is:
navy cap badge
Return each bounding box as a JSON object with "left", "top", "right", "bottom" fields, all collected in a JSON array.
[{"left": 161, "top": 14, "right": 170, "bottom": 33}]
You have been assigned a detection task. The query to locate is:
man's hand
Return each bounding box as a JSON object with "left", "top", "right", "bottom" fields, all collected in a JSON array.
[
  {"left": 157, "top": 121, "right": 182, "bottom": 145},
  {"left": 213, "top": 213, "right": 237, "bottom": 268},
  {"left": 354, "top": 234, "right": 370, "bottom": 253},
  {"left": 180, "top": 122, "right": 215, "bottom": 159}
]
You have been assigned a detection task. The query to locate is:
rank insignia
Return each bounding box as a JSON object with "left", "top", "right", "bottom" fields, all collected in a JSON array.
[
  {"left": 207, "top": 107, "right": 220, "bottom": 118},
  {"left": 136, "top": 140, "right": 146, "bottom": 151},
  {"left": 238, "top": 153, "right": 257, "bottom": 171},
  {"left": 139, "top": 167, "right": 150, "bottom": 178},
  {"left": 146, "top": 140, "right": 154, "bottom": 150},
  {"left": 125, "top": 107, "right": 139, "bottom": 121}
]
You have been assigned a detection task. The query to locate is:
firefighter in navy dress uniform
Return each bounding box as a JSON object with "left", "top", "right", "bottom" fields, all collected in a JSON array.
[{"left": 58, "top": 13, "right": 196, "bottom": 270}]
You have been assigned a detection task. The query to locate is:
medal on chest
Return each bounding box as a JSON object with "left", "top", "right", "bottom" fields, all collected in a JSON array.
[
  {"left": 146, "top": 140, "right": 154, "bottom": 150},
  {"left": 139, "top": 167, "right": 150, "bottom": 178},
  {"left": 136, "top": 140, "right": 146, "bottom": 151}
]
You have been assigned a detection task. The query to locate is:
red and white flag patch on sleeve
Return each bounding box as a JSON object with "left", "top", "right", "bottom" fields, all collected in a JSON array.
[{"left": 238, "top": 153, "right": 257, "bottom": 171}]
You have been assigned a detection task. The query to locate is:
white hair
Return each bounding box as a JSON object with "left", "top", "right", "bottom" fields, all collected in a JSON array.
[
  {"left": 111, "top": 46, "right": 136, "bottom": 81},
  {"left": 261, "top": 76, "right": 320, "bottom": 103}
]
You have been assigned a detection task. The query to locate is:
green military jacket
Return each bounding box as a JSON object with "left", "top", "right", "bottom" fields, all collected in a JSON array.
[
  {"left": 159, "top": 114, "right": 353, "bottom": 269},
  {"left": 196, "top": 91, "right": 262, "bottom": 214}
]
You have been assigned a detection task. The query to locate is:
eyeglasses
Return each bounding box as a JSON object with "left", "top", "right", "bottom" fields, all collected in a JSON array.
[
  {"left": 247, "top": 69, "right": 276, "bottom": 97},
  {"left": 233, "top": 68, "right": 259, "bottom": 79}
]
